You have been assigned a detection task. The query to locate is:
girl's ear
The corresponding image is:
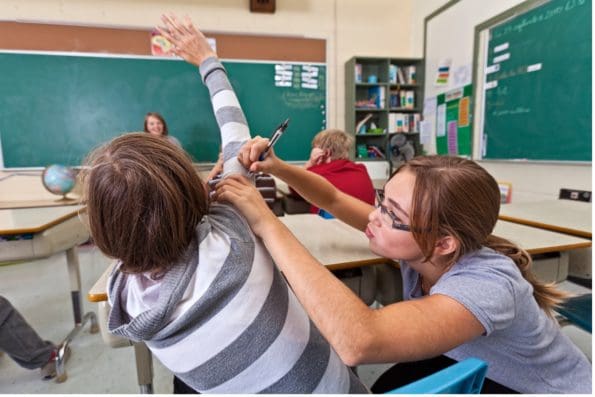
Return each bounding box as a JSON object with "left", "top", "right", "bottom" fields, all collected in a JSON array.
[{"left": 434, "top": 235, "right": 458, "bottom": 256}]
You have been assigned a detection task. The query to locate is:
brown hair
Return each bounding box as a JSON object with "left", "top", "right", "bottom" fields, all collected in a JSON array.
[
  {"left": 144, "top": 112, "right": 169, "bottom": 136},
  {"left": 80, "top": 133, "right": 208, "bottom": 278},
  {"left": 396, "top": 155, "right": 567, "bottom": 316},
  {"left": 311, "top": 129, "right": 354, "bottom": 160}
]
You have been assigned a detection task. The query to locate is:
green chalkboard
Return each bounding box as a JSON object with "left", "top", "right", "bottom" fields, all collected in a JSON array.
[
  {"left": 0, "top": 52, "right": 326, "bottom": 167},
  {"left": 482, "top": 0, "right": 591, "bottom": 161}
]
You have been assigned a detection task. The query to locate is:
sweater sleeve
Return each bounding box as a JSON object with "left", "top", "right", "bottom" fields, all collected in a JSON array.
[{"left": 199, "top": 57, "right": 250, "bottom": 177}]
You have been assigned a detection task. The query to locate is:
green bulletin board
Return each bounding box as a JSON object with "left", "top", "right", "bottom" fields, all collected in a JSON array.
[{"left": 436, "top": 84, "right": 472, "bottom": 156}]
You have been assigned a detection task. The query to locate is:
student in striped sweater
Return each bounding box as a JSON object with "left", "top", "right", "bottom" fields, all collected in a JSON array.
[{"left": 80, "top": 15, "right": 367, "bottom": 394}]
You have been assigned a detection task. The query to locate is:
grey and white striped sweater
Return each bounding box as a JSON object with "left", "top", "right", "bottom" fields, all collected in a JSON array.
[{"left": 107, "top": 57, "right": 369, "bottom": 394}]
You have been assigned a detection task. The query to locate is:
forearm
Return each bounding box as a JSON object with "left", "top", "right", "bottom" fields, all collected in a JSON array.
[
  {"left": 275, "top": 161, "right": 338, "bottom": 210},
  {"left": 259, "top": 218, "right": 377, "bottom": 366},
  {"left": 200, "top": 57, "right": 250, "bottom": 176},
  {"left": 274, "top": 161, "right": 373, "bottom": 231}
]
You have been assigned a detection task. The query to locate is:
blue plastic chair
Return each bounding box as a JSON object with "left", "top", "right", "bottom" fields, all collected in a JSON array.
[
  {"left": 555, "top": 294, "right": 592, "bottom": 333},
  {"left": 385, "top": 358, "right": 488, "bottom": 394}
]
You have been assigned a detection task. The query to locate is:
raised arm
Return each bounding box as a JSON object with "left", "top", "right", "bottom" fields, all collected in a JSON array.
[
  {"left": 159, "top": 14, "right": 250, "bottom": 177},
  {"left": 239, "top": 138, "right": 374, "bottom": 231}
]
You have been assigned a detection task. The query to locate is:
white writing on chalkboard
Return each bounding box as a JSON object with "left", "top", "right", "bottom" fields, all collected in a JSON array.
[{"left": 492, "top": 0, "right": 587, "bottom": 40}]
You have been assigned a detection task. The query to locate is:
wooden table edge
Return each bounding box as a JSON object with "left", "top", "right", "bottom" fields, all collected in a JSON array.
[
  {"left": 498, "top": 215, "right": 592, "bottom": 239},
  {"left": 525, "top": 241, "right": 592, "bottom": 256},
  {"left": 0, "top": 208, "right": 84, "bottom": 236}
]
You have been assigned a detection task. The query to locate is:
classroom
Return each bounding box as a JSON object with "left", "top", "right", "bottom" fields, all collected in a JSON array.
[{"left": 0, "top": 0, "right": 591, "bottom": 394}]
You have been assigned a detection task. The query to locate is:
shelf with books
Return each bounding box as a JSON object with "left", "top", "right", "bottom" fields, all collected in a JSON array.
[{"left": 346, "top": 56, "right": 424, "bottom": 172}]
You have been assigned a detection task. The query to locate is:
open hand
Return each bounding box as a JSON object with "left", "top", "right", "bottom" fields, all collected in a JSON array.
[
  {"left": 215, "top": 174, "right": 277, "bottom": 236},
  {"left": 157, "top": 14, "right": 216, "bottom": 66}
]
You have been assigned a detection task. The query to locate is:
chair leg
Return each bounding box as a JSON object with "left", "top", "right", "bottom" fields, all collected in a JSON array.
[{"left": 133, "top": 342, "right": 154, "bottom": 394}]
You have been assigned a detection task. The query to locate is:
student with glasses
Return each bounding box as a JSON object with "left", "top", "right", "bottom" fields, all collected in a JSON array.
[{"left": 214, "top": 141, "right": 591, "bottom": 394}]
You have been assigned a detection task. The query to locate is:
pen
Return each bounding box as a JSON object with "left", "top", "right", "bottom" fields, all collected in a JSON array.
[{"left": 259, "top": 118, "right": 290, "bottom": 161}]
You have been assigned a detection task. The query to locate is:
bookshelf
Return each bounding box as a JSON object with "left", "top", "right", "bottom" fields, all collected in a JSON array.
[{"left": 345, "top": 56, "right": 424, "bottom": 172}]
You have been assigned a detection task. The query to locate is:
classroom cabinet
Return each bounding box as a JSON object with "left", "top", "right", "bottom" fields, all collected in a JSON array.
[{"left": 345, "top": 56, "right": 424, "bottom": 173}]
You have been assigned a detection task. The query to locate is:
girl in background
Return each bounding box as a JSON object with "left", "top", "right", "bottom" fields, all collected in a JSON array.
[{"left": 143, "top": 111, "right": 181, "bottom": 147}]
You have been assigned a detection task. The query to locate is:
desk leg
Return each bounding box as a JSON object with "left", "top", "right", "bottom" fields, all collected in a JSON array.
[
  {"left": 54, "top": 247, "right": 99, "bottom": 383},
  {"left": 133, "top": 342, "right": 154, "bottom": 394}
]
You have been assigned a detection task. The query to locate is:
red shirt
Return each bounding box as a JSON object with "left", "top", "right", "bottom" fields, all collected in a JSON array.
[{"left": 302, "top": 159, "right": 376, "bottom": 214}]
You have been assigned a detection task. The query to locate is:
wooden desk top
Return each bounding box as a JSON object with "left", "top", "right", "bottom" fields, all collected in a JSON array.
[
  {"left": 0, "top": 205, "right": 85, "bottom": 235},
  {"left": 88, "top": 213, "right": 386, "bottom": 303},
  {"left": 0, "top": 171, "right": 81, "bottom": 209},
  {"left": 493, "top": 220, "right": 591, "bottom": 255},
  {"left": 279, "top": 214, "right": 385, "bottom": 270},
  {"left": 499, "top": 200, "right": 592, "bottom": 239}
]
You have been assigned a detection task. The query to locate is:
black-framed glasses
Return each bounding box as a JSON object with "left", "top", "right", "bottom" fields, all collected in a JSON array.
[{"left": 375, "top": 189, "right": 411, "bottom": 232}]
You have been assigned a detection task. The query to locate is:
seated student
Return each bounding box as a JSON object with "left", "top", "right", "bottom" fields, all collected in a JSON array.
[
  {"left": 81, "top": 14, "right": 367, "bottom": 394},
  {"left": 143, "top": 111, "right": 182, "bottom": 147},
  {"left": 292, "top": 129, "right": 375, "bottom": 215},
  {"left": 214, "top": 141, "right": 592, "bottom": 394},
  {"left": 0, "top": 296, "right": 67, "bottom": 380}
]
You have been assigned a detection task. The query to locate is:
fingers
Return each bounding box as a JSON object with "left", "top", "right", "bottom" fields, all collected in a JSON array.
[
  {"left": 214, "top": 175, "right": 254, "bottom": 200},
  {"left": 161, "top": 13, "right": 185, "bottom": 35},
  {"left": 237, "top": 137, "right": 269, "bottom": 169}
]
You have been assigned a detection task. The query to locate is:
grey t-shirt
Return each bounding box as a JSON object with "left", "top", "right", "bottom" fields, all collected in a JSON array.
[{"left": 401, "top": 247, "right": 591, "bottom": 394}]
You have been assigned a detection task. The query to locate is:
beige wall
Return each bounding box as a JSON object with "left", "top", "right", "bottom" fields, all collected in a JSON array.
[
  {"left": 3, "top": 0, "right": 415, "bottom": 131},
  {"left": 410, "top": 0, "right": 449, "bottom": 57}
]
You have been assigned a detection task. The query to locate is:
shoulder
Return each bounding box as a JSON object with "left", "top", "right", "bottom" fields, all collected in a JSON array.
[
  {"left": 203, "top": 203, "right": 254, "bottom": 244},
  {"left": 166, "top": 135, "right": 181, "bottom": 147},
  {"left": 431, "top": 248, "right": 528, "bottom": 334}
]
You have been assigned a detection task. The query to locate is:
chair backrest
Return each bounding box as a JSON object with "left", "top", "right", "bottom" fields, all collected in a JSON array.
[
  {"left": 386, "top": 358, "right": 488, "bottom": 394},
  {"left": 555, "top": 293, "right": 592, "bottom": 333},
  {"left": 318, "top": 208, "right": 335, "bottom": 219}
]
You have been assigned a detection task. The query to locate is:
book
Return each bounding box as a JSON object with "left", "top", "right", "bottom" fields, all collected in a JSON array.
[
  {"left": 389, "top": 90, "right": 400, "bottom": 108},
  {"left": 389, "top": 64, "right": 398, "bottom": 84},
  {"left": 407, "top": 65, "right": 417, "bottom": 84},
  {"left": 405, "top": 90, "right": 415, "bottom": 109},
  {"left": 397, "top": 68, "right": 407, "bottom": 84},
  {"left": 355, "top": 63, "right": 363, "bottom": 83},
  {"left": 367, "top": 86, "right": 385, "bottom": 109}
]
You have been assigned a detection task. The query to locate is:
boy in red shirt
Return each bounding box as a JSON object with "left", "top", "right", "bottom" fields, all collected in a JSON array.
[{"left": 293, "top": 129, "right": 375, "bottom": 215}]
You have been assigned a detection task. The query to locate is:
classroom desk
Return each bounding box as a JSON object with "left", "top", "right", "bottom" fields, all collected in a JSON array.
[
  {"left": 0, "top": 205, "right": 98, "bottom": 382},
  {"left": 499, "top": 200, "right": 592, "bottom": 239},
  {"left": 0, "top": 171, "right": 81, "bottom": 209},
  {"left": 493, "top": 220, "right": 591, "bottom": 282}
]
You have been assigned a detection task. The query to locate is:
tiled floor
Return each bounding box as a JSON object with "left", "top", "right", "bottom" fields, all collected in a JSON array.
[{"left": 0, "top": 245, "right": 591, "bottom": 393}]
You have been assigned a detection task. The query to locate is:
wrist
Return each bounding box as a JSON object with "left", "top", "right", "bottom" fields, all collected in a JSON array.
[{"left": 256, "top": 212, "right": 283, "bottom": 239}]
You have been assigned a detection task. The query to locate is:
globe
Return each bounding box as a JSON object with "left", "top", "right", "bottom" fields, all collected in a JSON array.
[{"left": 42, "top": 164, "right": 76, "bottom": 197}]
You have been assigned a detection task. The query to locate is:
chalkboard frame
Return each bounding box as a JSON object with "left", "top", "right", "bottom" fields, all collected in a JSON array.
[{"left": 471, "top": 0, "right": 591, "bottom": 163}]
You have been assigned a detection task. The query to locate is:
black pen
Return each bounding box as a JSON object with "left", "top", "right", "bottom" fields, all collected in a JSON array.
[{"left": 259, "top": 118, "right": 290, "bottom": 161}]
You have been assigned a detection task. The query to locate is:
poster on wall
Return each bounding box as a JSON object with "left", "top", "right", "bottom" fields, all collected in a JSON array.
[
  {"left": 435, "top": 84, "right": 472, "bottom": 156},
  {"left": 434, "top": 58, "right": 451, "bottom": 86}
]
